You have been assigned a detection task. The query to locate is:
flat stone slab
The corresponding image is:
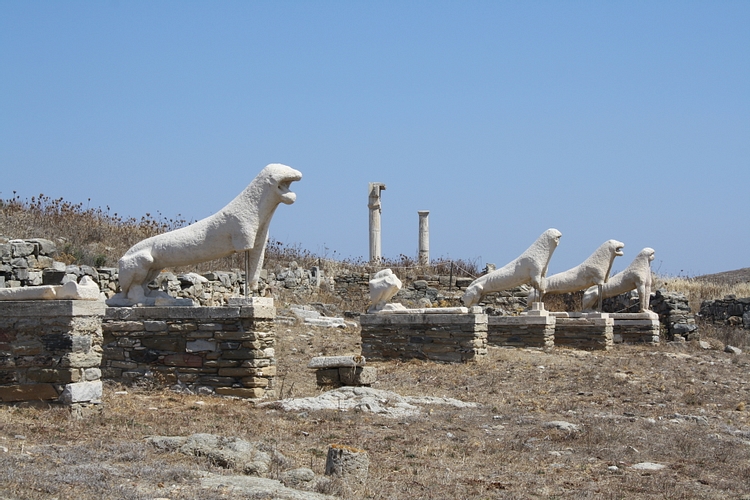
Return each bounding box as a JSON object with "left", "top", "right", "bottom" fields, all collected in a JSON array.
[
  {"left": 59, "top": 381, "right": 103, "bottom": 404},
  {"left": 105, "top": 304, "right": 275, "bottom": 321},
  {"left": 260, "top": 386, "right": 479, "bottom": 418},
  {"left": 631, "top": 462, "right": 666, "bottom": 471},
  {"left": 0, "top": 300, "right": 106, "bottom": 318},
  {"left": 375, "top": 306, "right": 470, "bottom": 314},
  {"left": 308, "top": 355, "right": 366, "bottom": 369}
]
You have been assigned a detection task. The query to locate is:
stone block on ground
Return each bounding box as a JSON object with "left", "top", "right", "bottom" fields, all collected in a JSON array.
[
  {"left": 308, "top": 355, "right": 365, "bottom": 369},
  {"left": 338, "top": 366, "right": 377, "bottom": 386},
  {"left": 316, "top": 369, "right": 340, "bottom": 386},
  {"left": 59, "top": 380, "right": 103, "bottom": 404},
  {"left": 325, "top": 444, "right": 369, "bottom": 484}
]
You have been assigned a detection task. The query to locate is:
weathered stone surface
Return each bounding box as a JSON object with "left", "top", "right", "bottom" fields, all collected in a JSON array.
[
  {"left": 263, "top": 386, "right": 479, "bottom": 418},
  {"left": 462, "top": 229, "right": 562, "bottom": 306},
  {"left": 163, "top": 354, "right": 203, "bottom": 367},
  {"left": 338, "top": 366, "right": 377, "bottom": 386},
  {"left": 199, "top": 473, "right": 334, "bottom": 499},
  {"left": 316, "top": 369, "right": 340, "bottom": 386},
  {"left": 0, "top": 383, "right": 59, "bottom": 402},
  {"left": 59, "top": 380, "right": 102, "bottom": 404},
  {"left": 361, "top": 312, "right": 487, "bottom": 363},
  {"left": 308, "top": 355, "right": 365, "bottom": 369},
  {"left": 325, "top": 444, "right": 369, "bottom": 484},
  {"left": 725, "top": 345, "right": 742, "bottom": 355},
  {"left": 108, "top": 164, "right": 301, "bottom": 306},
  {"left": 186, "top": 339, "right": 217, "bottom": 352},
  {"left": 215, "top": 387, "right": 265, "bottom": 399}
]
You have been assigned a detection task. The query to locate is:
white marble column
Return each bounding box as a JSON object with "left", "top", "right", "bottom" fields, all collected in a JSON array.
[
  {"left": 368, "top": 183, "right": 386, "bottom": 262},
  {"left": 418, "top": 210, "right": 430, "bottom": 265}
]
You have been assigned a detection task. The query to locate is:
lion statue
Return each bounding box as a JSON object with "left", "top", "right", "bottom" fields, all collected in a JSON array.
[
  {"left": 461, "top": 228, "right": 562, "bottom": 307},
  {"left": 581, "top": 247, "right": 655, "bottom": 312},
  {"left": 108, "top": 163, "right": 302, "bottom": 306},
  {"left": 527, "top": 239, "right": 624, "bottom": 303}
]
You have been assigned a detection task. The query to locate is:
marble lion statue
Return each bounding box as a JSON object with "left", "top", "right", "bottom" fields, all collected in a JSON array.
[
  {"left": 581, "top": 247, "right": 655, "bottom": 312},
  {"left": 108, "top": 163, "right": 302, "bottom": 306},
  {"left": 461, "top": 228, "right": 562, "bottom": 307},
  {"left": 527, "top": 239, "right": 624, "bottom": 303}
]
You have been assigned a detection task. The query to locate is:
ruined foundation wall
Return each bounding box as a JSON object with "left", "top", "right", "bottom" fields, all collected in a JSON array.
[
  {"left": 102, "top": 301, "right": 276, "bottom": 399},
  {"left": 0, "top": 300, "right": 105, "bottom": 404},
  {"left": 360, "top": 313, "right": 488, "bottom": 363}
]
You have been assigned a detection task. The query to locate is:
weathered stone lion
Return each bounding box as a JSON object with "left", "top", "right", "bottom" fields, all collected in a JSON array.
[
  {"left": 461, "top": 228, "right": 562, "bottom": 307},
  {"left": 527, "top": 239, "right": 624, "bottom": 303},
  {"left": 581, "top": 247, "right": 655, "bottom": 312},
  {"left": 368, "top": 268, "right": 403, "bottom": 312},
  {"left": 108, "top": 163, "right": 302, "bottom": 306}
]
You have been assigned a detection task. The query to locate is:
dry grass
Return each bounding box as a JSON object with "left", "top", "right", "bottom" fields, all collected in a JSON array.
[
  {"left": 3, "top": 323, "right": 750, "bottom": 499},
  {"left": 653, "top": 275, "right": 750, "bottom": 313},
  {"left": 0, "top": 194, "right": 479, "bottom": 279}
]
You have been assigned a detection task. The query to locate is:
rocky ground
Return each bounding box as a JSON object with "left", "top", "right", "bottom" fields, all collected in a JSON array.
[{"left": 1, "top": 319, "right": 750, "bottom": 499}]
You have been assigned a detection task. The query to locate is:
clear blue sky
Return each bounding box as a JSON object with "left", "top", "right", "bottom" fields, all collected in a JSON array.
[{"left": 2, "top": 1, "right": 748, "bottom": 276}]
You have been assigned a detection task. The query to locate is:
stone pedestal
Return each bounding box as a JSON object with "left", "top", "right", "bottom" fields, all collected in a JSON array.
[
  {"left": 488, "top": 314, "right": 555, "bottom": 348},
  {"left": 610, "top": 312, "right": 660, "bottom": 344},
  {"left": 360, "top": 312, "right": 487, "bottom": 363},
  {"left": 102, "top": 298, "right": 276, "bottom": 398},
  {"left": 0, "top": 300, "right": 105, "bottom": 405},
  {"left": 552, "top": 312, "right": 613, "bottom": 350}
]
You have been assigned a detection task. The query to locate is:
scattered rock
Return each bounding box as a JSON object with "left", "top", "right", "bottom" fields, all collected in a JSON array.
[
  {"left": 667, "top": 413, "right": 709, "bottom": 425},
  {"left": 631, "top": 462, "right": 666, "bottom": 471},
  {"left": 543, "top": 421, "right": 581, "bottom": 432},
  {"left": 199, "top": 473, "right": 335, "bottom": 499},
  {"left": 146, "top": 433, "right": 286, "bottom": 476},
  {"left": 325, "top": 444, "right": 369, "bottom": 484},
  {"left": 725, "top": 345, "right": 742, "bottom": 355},
  {"left": 260, "top": 386, "right": 479, "bottom": 418}
]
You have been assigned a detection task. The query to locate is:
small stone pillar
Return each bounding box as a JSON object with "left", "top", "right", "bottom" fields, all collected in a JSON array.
[
  {"left": 368, "top": 183, "right": 386, "bottom": 262},
  {"left": 418, "top": 210, "right": 429, "bottom": 265},
  {"left": 325, "top": 444, "right": 369, "bottom": 484}
]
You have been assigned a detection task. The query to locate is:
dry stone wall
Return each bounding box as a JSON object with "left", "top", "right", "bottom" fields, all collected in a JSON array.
[
  {"left": 360, "top": 312, "right": 488, "bottom": 363},
  {"left": 102, "top": 301, "right": 276, "bottom": 398},
  {"left": 699, "top": 296, "right": 750, "bottom": 329},
  {"left": 0, "top": 300, "right": 105, "bottom": 406}
]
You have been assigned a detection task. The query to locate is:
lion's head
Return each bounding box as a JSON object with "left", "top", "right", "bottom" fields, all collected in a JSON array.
[{"left": 261, "top": 163, "right": 302, "bottom": 205}]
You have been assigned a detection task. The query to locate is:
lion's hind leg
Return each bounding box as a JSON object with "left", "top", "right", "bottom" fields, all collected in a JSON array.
[{"left": 119, "top": 249, "right": 156, "bottom": 303}]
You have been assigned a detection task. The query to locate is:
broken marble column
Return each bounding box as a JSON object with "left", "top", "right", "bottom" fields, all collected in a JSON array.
[
  {"left": 418, "top": 210, "right": 429, "bottom": 265},
  {"left": 368, "top": 182, "right": 386, "bottom": 262}
]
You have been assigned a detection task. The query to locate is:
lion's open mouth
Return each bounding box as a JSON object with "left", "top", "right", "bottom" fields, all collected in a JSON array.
[
  {"left": 278, "top": 172, "right": 302, "bottom": 204},
  {"left": 615, "top": 245, "right": 624, "bottom": 256}
]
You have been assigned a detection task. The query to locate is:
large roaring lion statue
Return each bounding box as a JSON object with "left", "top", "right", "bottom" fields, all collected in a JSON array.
[
  {"left": 108, "top": 163, "right": 302, "bottom": 306},
  {"left": 461, "top": 228, "right": 562, "bottom": 307},
  {"left": 581, "top": 247, "right": 655, "bottom": 312},
  {"left": 527, "top": 239, "right": 624, "bottom": 303}
]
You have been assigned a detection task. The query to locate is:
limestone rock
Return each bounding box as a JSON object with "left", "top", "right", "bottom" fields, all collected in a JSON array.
[
  {"left": 198, "top": 473, "right": 334, "bottom": 499},
  {"left": 261, "top": 386, "right": 479, "bottom": 418},
  {"left": 146, "top": 433, "right": 285, "bottom": 476},
  {"left": 59, "top": 381, "right": 103, "bottom": 404},
  {"left": 325, "top": 444, "right": 369, "bottom": 484}
]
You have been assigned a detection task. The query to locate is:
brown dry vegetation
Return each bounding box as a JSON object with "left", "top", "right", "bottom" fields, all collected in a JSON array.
[{"left": 2, "top": 323, "right": 750, "bottom": 499}]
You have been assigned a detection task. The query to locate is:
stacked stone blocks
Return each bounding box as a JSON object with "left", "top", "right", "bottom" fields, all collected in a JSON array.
[
  {"left": 102, "top": 299, "right": 276, "bottom": 399},
  {"left": 0, "top": 300, "right": 105, "bottom": 404},
  {"left": 360, "top": 313, "right": 488, "bottom": 363},
  {"left": 610, "top": 313, "right": 660, "bottom": 344},
  {"left": 487, "top": 315, "right": 555, "bottom": 348},
  {"left": 552, "top": 313, "right": 614, "bottom": 350}
]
